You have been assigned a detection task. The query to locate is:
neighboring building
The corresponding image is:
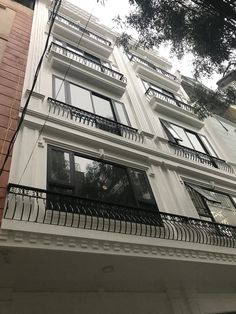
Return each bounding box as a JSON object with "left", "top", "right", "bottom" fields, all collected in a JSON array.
[
  {"left": 217, "top": 70, "right": 236, "bottom": 121},
  {"left": 181, "top": 74, "right": 236, "bottom": 168},
  {"left": 1, "top": 1, "right": 236, "bottom": 313},
  {"left": 0, "top": 0, "right": 35, "bottom": 222}
]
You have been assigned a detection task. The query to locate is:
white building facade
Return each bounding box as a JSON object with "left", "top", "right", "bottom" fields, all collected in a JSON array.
[{"left": 1, "top": 1, "right": 236, "bottom": 313}]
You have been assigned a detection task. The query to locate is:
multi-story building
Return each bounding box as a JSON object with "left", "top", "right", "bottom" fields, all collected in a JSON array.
[{"left": 1, "top": 1, "right": 236, "bottom": 313}]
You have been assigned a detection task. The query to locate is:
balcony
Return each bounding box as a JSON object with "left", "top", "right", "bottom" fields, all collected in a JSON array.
[
  {"left": 169, "top": 142, "right": 234, "bottom": 173},
  {"left": 129, "top": 54, "right": 180, "bottom": 91},
  {"left": 146, "top": 87, "right": 194, "bottom": 113},
  {"left": 47, "top": 43, "right": 127, "bottom": 96},
  {"left": 48, "top": 98, "right": 143, "bottom": 142},
  {"left": 146, "top": 87, "right": 203, "bottom": 128},
  {"left": 4, "top": 184, "right": 236, "bottom": 248},
  {"left": 51, "top": 13, "right": 113, "bottom": 58}
]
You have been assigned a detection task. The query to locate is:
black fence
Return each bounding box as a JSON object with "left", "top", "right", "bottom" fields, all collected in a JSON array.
[
  {"left": 47, "top": 98, "right": 143, "bottom": 142},
  {"left": 49, "top": 43, "right": 126, "bottom": 83},
  {"left": 146, "top": 87, "right": 195, "bottom": 114},
  {"left": 169, "top": 142, "right": 234, "bottom": 173},
  {"left": 54, "top": 13, "right": 112, "bottom": 47},
  {"left": 129, "top": 54, "right": 177, "bottom": 81},
  {"left": 4, "top": 184, "right": 236, "bottom": 248}
]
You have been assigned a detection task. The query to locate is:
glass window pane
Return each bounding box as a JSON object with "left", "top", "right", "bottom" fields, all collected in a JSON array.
[
  {"left": 207, "top": 202, "right": 236, "bottom": 225},
  {"left": 74, "top": 156, "right": 135, "bottom": 206},
  {"left": 188, "top": 184, "right": 220, "bottom": 203},
  {"left": 54, "top": 77, "right": 65, "bottom": 102},
  {"left": 128, "top": 169, "right": 157, "bottom": 210},
  {"left": 209, "top": 192, "right": 235, "bottom": 210},
  {"left": 199, "top": 135, "right": 217, "bottom": 157},
  {"left": 171, "top": 125, "right": 193, "bottom": 148},
  {"left": 47, "top": 185, "right": 73, "bottom": 211},
  {"left": 69, "top": 84, "right": 93, "bottom": 112},
  {"left": 49, "top": 150, "right": 71, "bottom": 183},
  {"left": 186, "top": 185, "right": 211, "bottom": 217},
  {"left": 142, "top": 80, "right": 150, "bottom": 91},
  {"left": 161, "top": 121, "right": 182, "bottom": 141},
  {"left": 186, "top": 132, "right": 205, "bottom": 153},
  {"left": 92, "top": 95, "right": 114, "bottom": 120},
  {"left": 114, "top": 101, "right": 130, "bottom": 125}
]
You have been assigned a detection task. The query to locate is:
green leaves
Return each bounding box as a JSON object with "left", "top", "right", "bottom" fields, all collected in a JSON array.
[
  {"left": 117, "top": 0, "right": 236, "bottom": 78},
  {"left": 187, "top": 84, "right": 236, "bottom": 120}
]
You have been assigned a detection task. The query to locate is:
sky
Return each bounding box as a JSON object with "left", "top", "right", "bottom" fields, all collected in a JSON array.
[{"left": 69, "top": 0, "right": 221, "bottom": 89}]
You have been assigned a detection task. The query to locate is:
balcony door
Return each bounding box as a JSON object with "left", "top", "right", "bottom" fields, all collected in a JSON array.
[
  {"left": 53, "top": 77, "right": 131, "bottom": 128},
  {"left": 47, "top": 146, "right": 159, "bottom": 213}
]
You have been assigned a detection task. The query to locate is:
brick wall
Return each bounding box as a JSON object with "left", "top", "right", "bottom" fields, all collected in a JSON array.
[{"left": 0, "top": 0, "right": 33, "bottom": 222}]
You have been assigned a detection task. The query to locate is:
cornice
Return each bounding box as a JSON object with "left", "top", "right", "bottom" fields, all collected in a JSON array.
[{"left": 0, "top": 227, "right": 236, "bottom": 266}]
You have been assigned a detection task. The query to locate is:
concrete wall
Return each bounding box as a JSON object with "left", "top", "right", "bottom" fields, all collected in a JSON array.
[{"left": 1, "top": 290, "right": 236, "bottom": 314}]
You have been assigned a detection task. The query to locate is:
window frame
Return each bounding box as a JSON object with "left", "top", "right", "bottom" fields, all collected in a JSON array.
[
  {"left": 161, "top": 119, "right": 218, "bottom": 158},
  {"left": 52, "top": 75, "right": 131, "bottom": 127},
  {"left": 53, "top": 38, "right": 112, "bottom": 69},
  {"left": 186, "top": 183, "right": 236, "bottom": 224},
  {"left": 142, "top": 80, "right": 187, "bottom": 103},
  {"left": 143, "top": 80, "right": 176, "bottom": 98},
  {"left": 47, "top": 146, "right": 159, "bottom": 212}
]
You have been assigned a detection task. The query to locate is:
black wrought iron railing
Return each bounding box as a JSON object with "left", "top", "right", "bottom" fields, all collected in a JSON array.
[
  {"left": 4, "top": 184, "right": 236, "bottom": 248},
  {"left": 48, "top": 98, "right": 143, "bottom": 143},
  {"left": 146, "top": 87, "right": 195, "bottom": 114},
  {"left": 49, "top": 42, "right": 127, "bottom": 83},
  {"left": 129, "top": 54, "right": 178, "bottom": 81},
  {"left": 52, "top": 12, "right": 112, "bottom": 47},
  {"left": 169, "top": 142, "right": 233, "bottom": 173}
]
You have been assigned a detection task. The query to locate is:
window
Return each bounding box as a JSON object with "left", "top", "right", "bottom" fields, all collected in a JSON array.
[
  {"left": 143, "top": 80, "right": 175, "bottom": 98},
  {"left": 161, "top": 120, "right": 217, "bottom": 157},
  {"left": 53, "top": 77, "right": 131, "bottom": 127},
  {"left": 186, "top": 184, "right": 236, "bottom": 225},
  {"left": 47, "top": 146, "right": 159, "bottom": 212},
  {"left": 143, "top": 80, "right": 187, "bottom": 102},
  {"left": 14, "top": 0, "right": 35, "bottom": 9},
  {"left": 54, "top": 39, "right": 111, "bottom": 69}
]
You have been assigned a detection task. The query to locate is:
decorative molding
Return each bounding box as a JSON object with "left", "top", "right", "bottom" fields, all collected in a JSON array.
[
  {"left": 25, "top": 89, "right": 45, "bottom": 101},
  {"left": 0, "top": 228, "right": 236, "bottom": 265},
  {"left": 150, "top": 96, "right": 204, "bottom": 129},
  {"left": 140, "top": 130, "right": 155, "bottom": 139},
  {"left": 21, "top": 109, "right": 236, "bottom": 184},
  {"left": 133, "top": 62, "right": 180, "bottom": 92}
]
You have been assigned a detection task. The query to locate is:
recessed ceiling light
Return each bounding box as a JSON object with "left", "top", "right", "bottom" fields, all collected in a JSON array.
[{"left": 102, "top": 265, "right": 114, "bottom": 273}]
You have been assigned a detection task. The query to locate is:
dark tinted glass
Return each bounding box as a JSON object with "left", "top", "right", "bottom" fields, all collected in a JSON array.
[
  {"left": 128, "top": 169, "right": 157, "bottom": 210},
  {"left": 49, "top": 150, "right": 71, "bottom": 184},
  {"left": 74, "top": 155, "right": 135, "bottom": 206}
]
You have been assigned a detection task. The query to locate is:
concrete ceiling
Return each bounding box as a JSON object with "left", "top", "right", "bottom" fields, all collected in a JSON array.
[{"left": 0, "top": 247, "right": 236, "bottom": 293}]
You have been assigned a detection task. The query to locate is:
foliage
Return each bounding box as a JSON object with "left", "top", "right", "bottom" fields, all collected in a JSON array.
[
  {"left": 188, "top": 85, "right": 236, "bottom": 120},
  {"left": 116, "top": 0, "right": 236, "bottom": 78}
]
